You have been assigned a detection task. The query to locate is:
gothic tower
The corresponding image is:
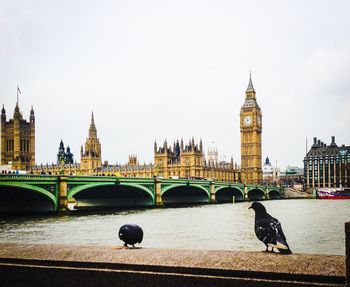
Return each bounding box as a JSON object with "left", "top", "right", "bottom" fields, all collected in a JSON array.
[
  {"left": 57, "top": 140, "right": 74, "bottom": 165},
  {"left": 179, "top": 137, "right": 203, "bottom": 178},
  {"left": 207, "top": 143, "right": 218, "bottom": 166},
  {"left": 240, "top": 74, "right": 262, "bottom": 183},
  {"left": 80, "top": 112, "right": 102, "bottom": 174},
  {"left": 153, "top": 138, "right": 203, "bottom": 178},
  {"left": 0, "top": 100, "right": 35, "bottom": 170},
  {"left": 57, "top": 140, "right": 66, "bottom": 164}
]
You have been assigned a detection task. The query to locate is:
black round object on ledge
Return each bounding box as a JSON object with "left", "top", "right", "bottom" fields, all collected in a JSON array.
[{"left": 118, "top": 224, "right": 143, "bottom": 247}]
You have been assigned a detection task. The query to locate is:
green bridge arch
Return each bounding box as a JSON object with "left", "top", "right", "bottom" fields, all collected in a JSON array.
[
  {"left": 214, "top": 185, "right": 245, "bottom": 202},
  {"left": 247, "top": 187, "right": 266, "bottom": 201},
  {"left": 267, "top": 189, "right": 282, "bottom": 199},
  {"left": 161, "top": 183, "right": 211, "bottom": 203},
  {"left": 161, "top": 184, "right": 210, "bottom": 197},
  {"left": 0, "top": 182, "right": 57, "bottom": 210},
  {"left": 215, "top": 185, "right": 244, "bottom": 195},
  {"left": 68, "top": 182, "right": 155, "bottom": 203}
]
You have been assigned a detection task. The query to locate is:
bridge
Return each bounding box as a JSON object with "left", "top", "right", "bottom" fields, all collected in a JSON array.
[{"left": 0, "top": 175, "right": 283, "bottom": 213}]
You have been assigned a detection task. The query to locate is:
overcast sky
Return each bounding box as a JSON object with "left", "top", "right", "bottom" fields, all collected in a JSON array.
[{"left": 1, "top": 0, "right": 349, "bottom": 170}]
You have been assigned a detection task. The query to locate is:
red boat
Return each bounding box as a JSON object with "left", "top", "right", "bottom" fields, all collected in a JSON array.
[{"left": 317, "top": 188, "right": 350, "bottom": 199}]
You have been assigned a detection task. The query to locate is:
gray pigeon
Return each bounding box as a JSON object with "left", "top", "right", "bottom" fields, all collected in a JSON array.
[{"left": 249, "top": 201, "right": 292, "bottom": 254}]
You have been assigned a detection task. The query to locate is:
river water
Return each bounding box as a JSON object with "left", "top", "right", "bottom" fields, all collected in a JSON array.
[{"left": 0, "top": 199, "right": 349, "bottom": 255}]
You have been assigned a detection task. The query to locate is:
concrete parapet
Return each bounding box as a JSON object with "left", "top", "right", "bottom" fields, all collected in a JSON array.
[{"left": 0, "top": 243, "right": 345, "bottom": 287}]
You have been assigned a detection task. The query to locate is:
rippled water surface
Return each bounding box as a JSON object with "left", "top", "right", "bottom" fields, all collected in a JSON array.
[{"left": 1, "top": 199, "right": 349, "bottom": 255}]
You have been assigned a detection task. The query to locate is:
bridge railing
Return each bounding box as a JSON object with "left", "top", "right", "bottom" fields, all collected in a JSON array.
[{"left": 0, "top": 174, "right": 58, "bottom": 181}]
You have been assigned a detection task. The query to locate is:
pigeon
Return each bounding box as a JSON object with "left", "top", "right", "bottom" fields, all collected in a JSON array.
[
  {"left": 118, "top": 224, "right": 143, "bottom": 248},
  {"left": 249, "top": 201, "right": 292, "bottom": 254}
]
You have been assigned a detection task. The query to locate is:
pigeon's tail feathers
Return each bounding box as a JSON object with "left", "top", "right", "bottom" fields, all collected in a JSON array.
[
  {"left": 275, "top": 241, "right": 288, "bottom": 250},
  {"left": 275, "top": 240, "right": 292, "bottom": 254},
  {"left": 278, "top": 248, "right": 292, "bottom": 254}
]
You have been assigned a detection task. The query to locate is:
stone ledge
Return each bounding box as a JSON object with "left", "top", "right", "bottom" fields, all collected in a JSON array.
[{"left": 0, "top": 243, "right": 345, "bottom": 287}]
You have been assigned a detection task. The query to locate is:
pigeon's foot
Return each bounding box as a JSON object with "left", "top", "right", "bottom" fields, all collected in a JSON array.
[{"left": 264, "top": 246, "right": 274, "bottom": 252}]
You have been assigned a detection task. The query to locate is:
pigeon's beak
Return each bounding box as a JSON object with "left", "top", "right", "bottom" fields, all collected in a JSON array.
[{"left": 248, "top": 205, "right": 252, "bottom": 209}]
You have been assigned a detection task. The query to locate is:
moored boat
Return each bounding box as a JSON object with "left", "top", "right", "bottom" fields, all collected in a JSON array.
[{"left": 317, "top": 187, "right": 350, "bottom": 199}]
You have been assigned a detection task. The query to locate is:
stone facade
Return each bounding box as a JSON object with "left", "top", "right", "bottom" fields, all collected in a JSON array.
[
  {"left": 30, "top": 109, "right": 240, "bottom": 181},
  {"left": 95, "top": 138, "right": 240, "bottom": 182},
  {"left": 1, "top": 102, "right": 35, "bottom": 170},
  {"left": 153, "top": 138, "right": 240, "bottom": 181},
  {"left": 304, "top": 136, "right": 350, "bottom": 189}
]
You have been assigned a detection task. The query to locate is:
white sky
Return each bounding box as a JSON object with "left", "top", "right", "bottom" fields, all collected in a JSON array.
[{"left": 1, "top": 0, "right": 349, "bottom": 170}]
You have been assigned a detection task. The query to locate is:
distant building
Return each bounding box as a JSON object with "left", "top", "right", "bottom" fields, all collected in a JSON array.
[
  {"left": 262, "top": 156, "right": 273, "bottom": 174},
  {"left": 30, "top": 113, "right": 240, "bottom": 182},
  {"left": 57, "top": 140, "right": 74, "bottom": 165},
  {"left": 153, "top": 138, "right": 240, "bottom": 181},
  {"left": 1, "top": 101, "right": 35, "bottom": 170},
  {"left": 207, "top": 145, "right": 218, "bottom": 166},
  {"left": 285, "top": 166, "right": 304, "bottom": 177},
  {"left": 304, "top": 136, "right": 350, "bottom": 189},
  {"left": 262, "top": 156, "right": 280, "bottom": 183},
  {"left": 280, "top": 165, "right": 304, "bottom": 186},
  {"left": 128, "top": 155, "right": 138, "bottom": 166},
  {"left": 31, "top": 113, "right": 101, "bottom": 175},
  {"left": 65, "top": 146, "right": 74, "bottom": 164}
]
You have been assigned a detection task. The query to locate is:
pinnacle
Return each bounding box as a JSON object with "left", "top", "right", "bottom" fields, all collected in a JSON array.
[{"left": 246, "top": 72, "right": 255, "bottom": 93}]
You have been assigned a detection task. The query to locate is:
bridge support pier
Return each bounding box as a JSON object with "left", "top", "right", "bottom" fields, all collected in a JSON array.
[
  {"left": 210, "top": 182, "right": 216, "bottom": 203},
  {"left": 244, "top": 185, "right": 248, "bottom": 201},
  {"left": 58, "top": 176, "right": 68, "bottom": 212},
  {"left": 265, "top": 188, "right": 269, "bottom": 200},
  {"left": 155, "top": 178, "right": 163, "bottom": 206}
]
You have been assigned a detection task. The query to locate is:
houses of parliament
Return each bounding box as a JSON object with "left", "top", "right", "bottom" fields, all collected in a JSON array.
[{"left": 1, "top": 76, "right": 263, "bottom": 183}]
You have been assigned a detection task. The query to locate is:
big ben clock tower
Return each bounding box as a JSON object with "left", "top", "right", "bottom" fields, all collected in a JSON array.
[{"left": 240, "top": 74, "right": 262, "bottom": 184}]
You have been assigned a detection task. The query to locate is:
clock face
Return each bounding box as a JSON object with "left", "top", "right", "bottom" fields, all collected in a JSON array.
[{"left": 244, "top": 115, "right": 252, "bottom": 126}]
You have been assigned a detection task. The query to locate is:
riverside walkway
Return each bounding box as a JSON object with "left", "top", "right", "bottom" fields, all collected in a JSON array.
[{"left": 0, "top": 243, "right": 345, "bottom": 287}]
